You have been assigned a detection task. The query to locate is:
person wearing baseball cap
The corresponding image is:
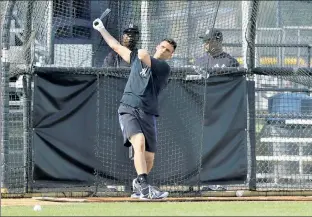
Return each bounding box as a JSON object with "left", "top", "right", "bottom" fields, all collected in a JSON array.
[
  {"left": 102, "top": 24, "right": 140, "bottom": 192},
  {"left": 122, "top": 24, "right": 140, "bottom": 50},
  {"left": 196, "top": 28, "right": 239, "bottom": 69},
  {"left": 197, "top": 28, "right": 239, "bottom": 192},
  {"left": 103, "top": 24, "right": 140, "bottom": 67}
]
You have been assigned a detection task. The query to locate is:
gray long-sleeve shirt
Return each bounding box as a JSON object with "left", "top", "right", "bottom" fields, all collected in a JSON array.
[
  {"left": 103, "top": 50, "right": 131, "bottom": 67},
  {"left": 195, "top": 52, "right": 239, "bottom": 69}
]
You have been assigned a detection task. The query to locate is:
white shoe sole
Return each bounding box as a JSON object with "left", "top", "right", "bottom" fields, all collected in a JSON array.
[
  {"left": 130, "top": 193, "right": 141, "bottom": 199},
  {"left": 139, "top": 191, "right": 169, "bottom": 200}
]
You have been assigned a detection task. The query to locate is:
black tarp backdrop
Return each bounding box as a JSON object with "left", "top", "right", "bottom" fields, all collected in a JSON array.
[{"left": 33, "top": 69, "right": 247, "bottom": 186}]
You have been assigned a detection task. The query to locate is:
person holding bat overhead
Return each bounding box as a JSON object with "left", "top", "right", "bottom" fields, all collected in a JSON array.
[{"left": 93, "top": 14, "right": 177, "bottom": 200}]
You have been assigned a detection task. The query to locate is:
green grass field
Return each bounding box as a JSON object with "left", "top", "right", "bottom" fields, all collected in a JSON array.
[{"left": 2, "top": 201, "right": 312, "bottom": 216}]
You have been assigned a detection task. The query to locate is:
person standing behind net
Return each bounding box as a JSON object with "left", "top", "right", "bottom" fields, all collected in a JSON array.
[
  {"left": 93, "top": 18, "right": 177, "bottom": 200},
  {"left": 102, "top": 23, "right": 140, "bottom": 193},
  {"left": 196, "top": 28, "right": 239, "bottom": 70},
  {"left": 103, "top": 24, "right": 140, "bottom": 67},
  {"left": 196, "top": 28, "right": 239, "bottom": 192}
]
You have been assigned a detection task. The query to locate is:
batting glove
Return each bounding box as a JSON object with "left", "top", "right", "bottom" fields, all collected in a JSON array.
[{"left": 93, "top": 18, "right": 105, "bottom": 31}]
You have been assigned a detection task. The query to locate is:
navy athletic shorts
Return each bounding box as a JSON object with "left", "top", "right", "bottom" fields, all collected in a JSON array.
[{"left": 118, "top": 103, "right": 157, "bottom": 153}]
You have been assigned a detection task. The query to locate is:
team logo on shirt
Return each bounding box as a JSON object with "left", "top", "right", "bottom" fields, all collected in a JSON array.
[
  {"left": 213, "top": 64, "right": 226, "bottom": 68},
  {"left": 140, "top": 67, "right": 149, "bottom": 77}
]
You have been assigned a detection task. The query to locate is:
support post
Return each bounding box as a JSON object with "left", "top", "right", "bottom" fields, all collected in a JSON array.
[
  {"left": 140, "top": 0, "right": 150, "bottom": 51},
  {"left": 242, "top": 0, "right": 259, "bottom": 191},
  {"left": 241, "top": 1, "right": 250, "bottom": 69},
  {"left": 22, "top": 1, "right": 34, "bottom": 193},
  {"left": 308, "top": 46, "right": 311, "bottom": 68},
  {"left": 47, "top": 0, "right": 54, "bottom": 64},
  {"left": 1, "top": 0, "right": 17, "bottom": 194}
]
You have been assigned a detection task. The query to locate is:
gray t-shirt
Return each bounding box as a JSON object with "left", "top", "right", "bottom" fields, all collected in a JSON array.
[
  {"left": 120, "top": 51, "right": 170, "bottom": 116},
  {"left": 195, "top": 52, "right": 239, "bottom": 69}
]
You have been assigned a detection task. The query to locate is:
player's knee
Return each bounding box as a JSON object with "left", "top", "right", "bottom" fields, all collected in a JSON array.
[{"left": 130, "top": 133, "right": 145, "bottom": 153}]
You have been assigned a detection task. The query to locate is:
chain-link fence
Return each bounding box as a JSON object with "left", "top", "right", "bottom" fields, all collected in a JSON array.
[{"left": 1, "top": 0, "right": 312, "bottom": 197}]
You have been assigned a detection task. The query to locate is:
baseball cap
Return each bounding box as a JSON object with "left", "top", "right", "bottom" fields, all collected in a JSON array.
[
  {"left": 123, "top": 23, "right": 139, "bottom": 34},
  {"left": 199, "top": 28, "right": 223, "bottom": 42}
]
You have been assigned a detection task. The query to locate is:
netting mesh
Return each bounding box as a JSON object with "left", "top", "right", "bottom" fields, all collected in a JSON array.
[
  {"left": 92, "top": 0, "right": 244, "bottom": 193},
  {"left": 1, "top": 0, "right": 312, "bottom": 195},
  {"left": 253, "top": 1, "right": 312, "bottom": 190}
]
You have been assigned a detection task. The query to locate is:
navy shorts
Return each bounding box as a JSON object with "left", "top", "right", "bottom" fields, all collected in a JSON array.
[{"left": 118, "top": 103, "right": 157, "bottom": 153}]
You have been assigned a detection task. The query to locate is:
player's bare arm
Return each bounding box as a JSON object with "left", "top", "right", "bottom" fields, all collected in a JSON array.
[
  {"left": 138, "top": 49, "right": 151, "bottom": 67},
  {"left": 93, "top": 18, "right": 131, "bottom": 63}
]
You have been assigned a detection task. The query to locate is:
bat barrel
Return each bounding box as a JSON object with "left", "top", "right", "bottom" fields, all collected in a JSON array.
[{"left": 99, "top": 8, "right": 111, "bottom": 20}]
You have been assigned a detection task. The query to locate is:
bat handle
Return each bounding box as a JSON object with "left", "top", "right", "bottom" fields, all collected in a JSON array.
[{"left": 94, "top": 21, "right": 99, "bottom": 26}]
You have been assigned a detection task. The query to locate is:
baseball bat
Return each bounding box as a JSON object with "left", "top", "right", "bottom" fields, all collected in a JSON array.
[{"left": 94, "top": 8, "right": 111, "bottom": 26}]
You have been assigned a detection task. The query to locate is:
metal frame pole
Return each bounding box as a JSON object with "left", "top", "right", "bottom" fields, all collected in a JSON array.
[
  {"left": 244, "top": 0, "right": 259, "bottom": 191},
  {"left": 308, "top": 46, "right": 311, "bottom": 68},
  {"left": 22, "top": 1, "right": 34, "bottom": 194},
  {"left": 1, "top": 0, "right": 17, "bottom": 194}
]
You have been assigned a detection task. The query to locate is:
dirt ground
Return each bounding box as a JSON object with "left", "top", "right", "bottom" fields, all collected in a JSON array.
[
  {"left": 1, "top": 198, "right": 84, "bottom": 206},
  {"left": 87, "top": 196, "right": 312, "bottom": 202},
  {"left": 2, "top": 196, "right": 312, "bottom": 206}
]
